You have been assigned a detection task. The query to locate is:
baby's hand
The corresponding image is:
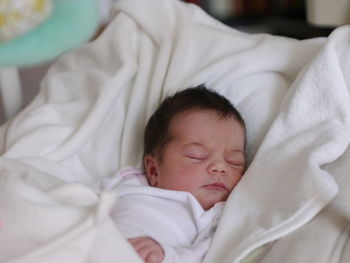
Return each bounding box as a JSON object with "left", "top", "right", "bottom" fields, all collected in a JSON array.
[{"left": 128, "top": 236, "right": 165, "bottom": 263}]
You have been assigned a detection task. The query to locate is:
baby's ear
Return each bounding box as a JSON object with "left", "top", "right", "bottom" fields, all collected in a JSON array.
[{"left": 144, "top": 154, "right": 159, "bottom": 187}]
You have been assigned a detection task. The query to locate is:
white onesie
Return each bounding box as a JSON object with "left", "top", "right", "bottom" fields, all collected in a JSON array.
[{"left": 102, "top": 167, "right": 225, "bottom": 263}]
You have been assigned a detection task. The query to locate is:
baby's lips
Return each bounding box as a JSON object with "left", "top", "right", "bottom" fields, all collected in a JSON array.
[{"left": 202, "top": 183, "right": 229, "bottom": 191}]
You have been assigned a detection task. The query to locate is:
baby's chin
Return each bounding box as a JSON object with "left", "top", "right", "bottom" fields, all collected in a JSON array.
[{"left": 199, "top": 196, "right": 227, "bottom": 210}]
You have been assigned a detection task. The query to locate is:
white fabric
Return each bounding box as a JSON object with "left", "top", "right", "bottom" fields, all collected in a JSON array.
[
  {"left": 0, "top": 0, "right": 349, "bottom": 262},
  {"left": 102, "top": 167, "right": 224, "bottom": 263},
  {"left": 205, "top": 25, "right": 350, "bottom": 263}
]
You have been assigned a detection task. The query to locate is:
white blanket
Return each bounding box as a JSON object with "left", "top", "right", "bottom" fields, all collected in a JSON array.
[{"left": 0, "top": 0, "right": 350, "bottom": 262}]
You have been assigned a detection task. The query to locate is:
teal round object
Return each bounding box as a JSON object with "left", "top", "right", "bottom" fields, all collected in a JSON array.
[{"left": 0, "top": 0, "right": 99, "bottom": 67}]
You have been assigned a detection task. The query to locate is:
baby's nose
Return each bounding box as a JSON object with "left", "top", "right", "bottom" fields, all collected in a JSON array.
[{"left": 208, "top": 160, "right": 227, "bottom": 175}]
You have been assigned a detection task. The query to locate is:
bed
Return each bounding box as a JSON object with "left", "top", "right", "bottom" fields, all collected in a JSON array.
[{"left": 1, "top": 0, "right": 350, "bottom": 262}]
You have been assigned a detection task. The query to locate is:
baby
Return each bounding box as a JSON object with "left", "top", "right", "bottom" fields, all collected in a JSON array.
[{"left": 103, "top": 85, "right": 246, "bottom": 263}]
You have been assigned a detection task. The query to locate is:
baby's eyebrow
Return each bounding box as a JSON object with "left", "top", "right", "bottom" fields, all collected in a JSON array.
[
  {"left": 181, "top": 143, "right": 210, "bottom": 153},
  {"left": 183, "top": 142, "right": 208, "bottom": 149}
]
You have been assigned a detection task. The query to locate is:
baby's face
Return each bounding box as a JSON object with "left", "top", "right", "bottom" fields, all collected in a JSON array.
[{"left": 144, "top": 109, "right": 246, "bottom": 210}]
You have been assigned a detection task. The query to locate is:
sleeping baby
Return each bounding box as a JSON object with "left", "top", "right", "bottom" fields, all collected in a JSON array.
[{"left": 102, "top": 85, "right": 246, "bottom": 263}]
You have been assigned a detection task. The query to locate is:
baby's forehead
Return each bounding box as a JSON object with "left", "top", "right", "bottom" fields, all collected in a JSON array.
[
  {"left": 158, "top": 109, "right": 246, "bottom": 157},
  {"left": 170, "top": 108, "right": 242, "bottom": 128},
  {"left": 167, "top": 109, "right": 245, "bottom": 141}
]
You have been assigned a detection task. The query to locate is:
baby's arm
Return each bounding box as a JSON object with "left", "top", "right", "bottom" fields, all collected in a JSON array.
[{"left": 128, "top": 236, "right": 165, "bottom": 263}]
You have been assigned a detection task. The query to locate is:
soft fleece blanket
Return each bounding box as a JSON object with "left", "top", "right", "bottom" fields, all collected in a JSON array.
[{"left": 0, "top": 0, "right": 350, "bottom": 262}]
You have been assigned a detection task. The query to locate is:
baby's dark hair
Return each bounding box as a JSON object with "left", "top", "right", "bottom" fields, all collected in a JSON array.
[{"left": 143, "top": 84, "right": 245, "bottom": 158}]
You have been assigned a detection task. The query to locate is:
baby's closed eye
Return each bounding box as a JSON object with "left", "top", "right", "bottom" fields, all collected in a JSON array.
[
  {"left": 185, "top": 152, "right": 208, "bottom": 161},
  {"left": 226, "top": 159, "right": 244, "bottom": 166},
  {"left": 225, "top": 154, "right": 245, "bottom": 168},
  {"left": 182, "top": 145, "right": 209, "bottom": 161}
]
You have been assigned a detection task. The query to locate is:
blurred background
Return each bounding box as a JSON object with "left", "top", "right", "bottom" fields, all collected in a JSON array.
[
  {"left": 182, "top": 0, "right": 337, "bottom": 38},
  {"left": 0, "top": 0, "right": 348, "bottom": 124}
]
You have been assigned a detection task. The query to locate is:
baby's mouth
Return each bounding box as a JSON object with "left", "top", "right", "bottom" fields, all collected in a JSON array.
[{"left": 202, "top": 183, "right": 229, "bottom": 192}]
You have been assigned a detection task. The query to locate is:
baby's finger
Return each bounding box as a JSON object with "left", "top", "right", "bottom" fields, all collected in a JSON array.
[
  {"left": 128, "top": 237, "right": 164, "bottom": 263},
  {"left": 137, "top": 243, "right": 155, "bottom": 260},
  {"left": 128, "top": 237, "right": 155, "bottom": 261},
  {"left": 146, "top": 251, "right": 163, "bottom": 263},
  {"left": 128, "top": 237, "right": 150, "bottom": 250}
]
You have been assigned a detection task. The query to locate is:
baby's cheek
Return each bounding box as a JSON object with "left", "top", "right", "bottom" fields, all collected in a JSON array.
[{"left": 228, "top": 174, "right": 242, "bottom": 190}]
